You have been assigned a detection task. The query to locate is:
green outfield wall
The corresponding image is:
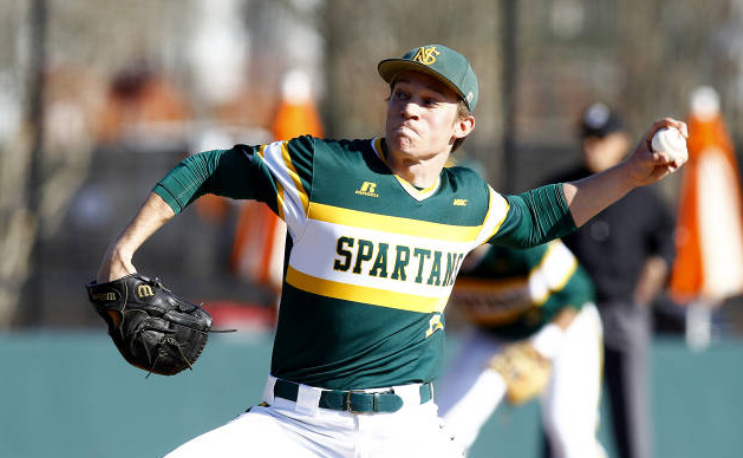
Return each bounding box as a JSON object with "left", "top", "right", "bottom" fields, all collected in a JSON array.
[{"left": 1, "top": 333, "right": 742, "bottom": 458}]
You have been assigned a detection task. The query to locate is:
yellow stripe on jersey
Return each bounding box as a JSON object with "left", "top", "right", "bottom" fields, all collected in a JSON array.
[
  {"left": 308, "top": 202, "right": 482, "bottom": 242},
  {"left": 256, "top": 142, "right": 307, "bottom": 221},
  {"left": 256, "top": 144, "right": 267, "bottom": 159},
  {"left": 479, "top": 187, "right": 510, "bottom": 242},
  {"left": 286, "top": 265, "right": 447, "bottom": 313},
  {"left": 280, "top": 141, "right": 310, "bottom": 213},
  {"left": 277, "top": 186, "right": 287, "bottom": 220}
]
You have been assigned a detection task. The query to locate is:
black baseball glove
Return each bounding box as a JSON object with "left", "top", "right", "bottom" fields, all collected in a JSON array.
[{"left": 86, "top": 273, "right": 219, "bottom": 376}]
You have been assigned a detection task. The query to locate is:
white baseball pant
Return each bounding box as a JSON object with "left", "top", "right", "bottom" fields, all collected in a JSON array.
[{"left": 164, "top": 375, "right": 464, "bottom": 458}]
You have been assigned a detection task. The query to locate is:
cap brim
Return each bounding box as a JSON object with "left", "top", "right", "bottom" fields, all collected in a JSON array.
[{"left": 378, "top": 59, "right": 465, "bottom": 101}]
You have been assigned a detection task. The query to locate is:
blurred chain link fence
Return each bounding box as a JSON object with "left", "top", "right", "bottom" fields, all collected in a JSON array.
[{"left": 1, "top": 0, "right": 743, "bottom": 328}]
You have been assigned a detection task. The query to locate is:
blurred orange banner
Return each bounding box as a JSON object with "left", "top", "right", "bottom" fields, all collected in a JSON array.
[{"left": 669, "top": 94, "right": 743, "bottom": 304}]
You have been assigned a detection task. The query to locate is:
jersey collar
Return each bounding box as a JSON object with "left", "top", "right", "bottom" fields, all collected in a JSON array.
[{"left": 372, "top": 138, "right": 441, "bottom": 202}]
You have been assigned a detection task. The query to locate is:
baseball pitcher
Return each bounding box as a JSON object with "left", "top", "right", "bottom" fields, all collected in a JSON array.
[{"left": 90, "top": 43, "right": 687, "bottom": 457}]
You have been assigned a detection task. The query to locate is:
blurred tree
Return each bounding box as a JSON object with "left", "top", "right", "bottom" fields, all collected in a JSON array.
[{"left": 3, "top": 0, "right": 743, "bottom": 328}]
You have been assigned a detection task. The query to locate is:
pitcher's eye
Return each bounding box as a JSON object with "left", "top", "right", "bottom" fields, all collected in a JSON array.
[{"left": 393, "top": 90, "right": 408, "bottom": 100}]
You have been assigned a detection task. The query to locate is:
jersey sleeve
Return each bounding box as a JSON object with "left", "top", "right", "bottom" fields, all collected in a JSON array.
[
  {"left": 488, "top": 184, "right": 577, "bottom": 247},
  {"left": 152, "top": 135, "right": 316, "bottom": 239},
  {"left": 153, "top": 148, "right": 255, "bottom": 212}
]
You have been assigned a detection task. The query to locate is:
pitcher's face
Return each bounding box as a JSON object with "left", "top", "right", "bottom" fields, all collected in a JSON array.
[{"left": 385, "top": 71, "right": 470, "bottom": 162}]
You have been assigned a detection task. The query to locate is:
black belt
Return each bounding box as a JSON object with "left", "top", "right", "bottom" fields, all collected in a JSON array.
[{"left": 273, "top": 379, "right": 433, "bottom": 413}]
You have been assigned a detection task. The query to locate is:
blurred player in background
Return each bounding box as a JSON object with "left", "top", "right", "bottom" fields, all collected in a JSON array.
[
  {"left": 438, "top": 240, "right": 606, "bottom": 457},
  {"left": 546, "top": 103, "right": 676, "bottom": 458}
]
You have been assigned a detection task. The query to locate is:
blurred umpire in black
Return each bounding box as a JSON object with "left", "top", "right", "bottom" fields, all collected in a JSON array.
[{"left": 545, "top": 103, "right": 676, "bottom": 458}]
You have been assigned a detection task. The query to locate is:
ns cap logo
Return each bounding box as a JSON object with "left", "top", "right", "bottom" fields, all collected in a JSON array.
[{"left": 412, "top": 46, "right": 441, "bottom": 65}]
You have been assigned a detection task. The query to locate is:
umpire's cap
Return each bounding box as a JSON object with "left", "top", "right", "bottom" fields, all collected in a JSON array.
[
  {"left": 378, "top": 44, "right": 479, "bottom": 112},
  {"left": 580, "top": 102, "right": 624, "bottom": 138}
]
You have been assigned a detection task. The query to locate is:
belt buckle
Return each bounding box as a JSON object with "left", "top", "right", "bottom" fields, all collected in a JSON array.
[
  {"left": 344, "top": 390, "right": 381, "bottom": 413},
  {"left": 345, "top": 391, "right": 359, "bottom": 413}
]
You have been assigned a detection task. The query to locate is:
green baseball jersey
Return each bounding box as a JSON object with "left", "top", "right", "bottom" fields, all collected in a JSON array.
[
  {"left": 452, "top": 240, "right": 595, "bottom": 340},
  {"left": 153, "top": 136, "right": 575, "bottom": 389}
]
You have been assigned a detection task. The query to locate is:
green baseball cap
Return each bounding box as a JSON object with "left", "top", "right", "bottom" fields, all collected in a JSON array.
[{"left": 378, "top": 44, "right": 479, "bottom": 111}]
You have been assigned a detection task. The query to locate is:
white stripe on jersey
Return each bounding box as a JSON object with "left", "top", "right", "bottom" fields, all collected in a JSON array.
[
  {"left": 256, "top": 141, "right": 309, "bottom": 240},
  {"left": 474, "top": 186, "right": 510, "bottom": 245},
  {"left": 289, "top": 217, "right": 472, "bottom": 299}
]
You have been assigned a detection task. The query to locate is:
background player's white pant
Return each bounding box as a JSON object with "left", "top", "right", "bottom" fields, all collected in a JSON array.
[
  {"left": 437, "top": 304, "right": 605, "bottom": 458},
  {"left": 164, "top": 377, "right": 463, "bottom": 458}
]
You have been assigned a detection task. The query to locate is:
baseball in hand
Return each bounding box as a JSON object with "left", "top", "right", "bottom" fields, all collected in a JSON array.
[{"left": 651, "top": 127, "right": 688, "bottom": 163}]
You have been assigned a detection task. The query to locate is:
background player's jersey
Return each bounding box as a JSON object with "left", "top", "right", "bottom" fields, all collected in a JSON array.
[
  {"left": 451, "top": 240, "right": 595, "bottom": 340},
  {"left": 154, "top": 136, "right": 574, "bottom": 389}
]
